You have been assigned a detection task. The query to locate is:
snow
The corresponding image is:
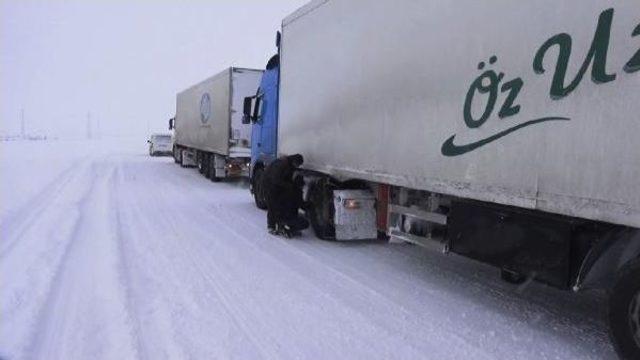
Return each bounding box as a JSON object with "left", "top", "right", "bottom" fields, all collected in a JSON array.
[{"left": 1, "top": 138, "right": 617, "bottom": 359}]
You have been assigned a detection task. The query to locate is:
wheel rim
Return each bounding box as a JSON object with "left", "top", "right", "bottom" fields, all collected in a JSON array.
[{"left": 630, "top": 289, "right": 640, "bottom": 348}]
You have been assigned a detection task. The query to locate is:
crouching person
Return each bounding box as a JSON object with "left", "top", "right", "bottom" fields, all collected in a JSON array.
[{"left": 262, "top": 154, "right": 310, "bottom": 237}]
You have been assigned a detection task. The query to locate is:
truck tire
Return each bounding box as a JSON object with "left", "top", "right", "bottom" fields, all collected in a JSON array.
[
  {"left": 307, "top": 179, "right": 336, "bottom": 240},
  {"left": 609, "top": 258, "right": 640, "bottom": 360},
  {"left": 173, "top": 146, "right": 181, "bottom": 164},
  {"left": 252, "top": 167, "right": 268, "bottom": 210}
]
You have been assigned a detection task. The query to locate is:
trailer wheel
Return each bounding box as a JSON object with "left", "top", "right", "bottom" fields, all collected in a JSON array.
[
  {"left": 252, "top": 167, "right": 268, "bottom": 210},
  {"left": 609, "top": 258, "right": 640, "bottom": 360},
  {"left": 307, "top": 179, "right": 335, "bottom": 240}
]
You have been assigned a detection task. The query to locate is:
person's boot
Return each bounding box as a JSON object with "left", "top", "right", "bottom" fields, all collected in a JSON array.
[
  {"left": 269, "top": 224, "right": 288, "bottom": 237},
  {"left": 282, "top": 224, "right": 301, "bottom": 238}
]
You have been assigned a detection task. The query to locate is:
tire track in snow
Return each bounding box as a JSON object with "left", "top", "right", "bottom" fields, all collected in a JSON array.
[
  {"left": 225, "top": 204, "right": 610, "bottom": 359},
  {"left": 118, "top": 172, "right": 278, "bottom": 360},
  {"left": 171, "top": 177, "right": 604, "bottom": 359},
  {"left": 206, "top": 204, "right": 488, "bottom": 360},
  {"left": 24, "top": 164, "right": 101, "bottom": 359},
  {"left": 0, "top": 159, "right": 84, "bottom": 258},
  {"left": 110, "top": 162, "right": 193, "bottom": 360},
  {"left": 141, "top": 171, "right": 438, "bottom": 359},
  {"left": 26, "top": 161, "right": 137, "bottom": 360},
  {"left": 110, "top": 164, "right": 148, "bottom": 360},
  {"left": 144, "top": 174, "right": 437, "bottom": 358},
  {"left": 0, "top": 160, "right": 95, "bottom": 358}
]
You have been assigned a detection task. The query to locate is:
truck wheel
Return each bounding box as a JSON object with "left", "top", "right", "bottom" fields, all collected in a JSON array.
[
  {"left": 609, "top": 258, "right": 640, "bottom": 360},
  {"left": 307, "top": 179, "right": 336, "bottom": 240},
  {"left": 252, "top": 168, "right": 268, "bottom": 210},
  {"left": 173, "top": 146, "right": 181, "bottom": 164}
]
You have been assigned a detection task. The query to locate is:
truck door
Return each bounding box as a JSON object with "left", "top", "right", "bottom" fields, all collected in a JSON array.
[{"left": 258, "top": 67, "right": 279, "bottom": 162}]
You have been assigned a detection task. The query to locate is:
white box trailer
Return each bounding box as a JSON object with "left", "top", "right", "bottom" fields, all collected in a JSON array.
[
  {"left": 279, "top": 0, "right": 640, "bottom": 229},
  {"left": 273, "top": 1, "right": 640, "bottom": 357},
  {"left": 172, "top": 67, "right": 263, "bottom": 180}
]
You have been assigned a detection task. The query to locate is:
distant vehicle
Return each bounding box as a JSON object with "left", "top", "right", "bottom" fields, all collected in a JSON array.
[
  {"left": 170, "top": 67, "right": 263, "bottom": 181},
  {"left": 147, "top": 134, "right": 173, "bottom": 156},
  {"left": 244, "top": 2, "right": 640, "bottom": 358}
]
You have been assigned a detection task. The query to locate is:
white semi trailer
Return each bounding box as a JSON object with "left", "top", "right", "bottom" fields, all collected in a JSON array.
[
  {"left": 270, "top": 1, "right": 640, "bottom": 358},
  {"left": 171, "top": 67, "right": 263, "bottom": 181}
]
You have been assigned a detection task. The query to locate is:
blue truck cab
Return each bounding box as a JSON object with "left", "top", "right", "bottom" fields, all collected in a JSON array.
[{"left": 242, "top": 54, "right": 280, "bottom": 209}]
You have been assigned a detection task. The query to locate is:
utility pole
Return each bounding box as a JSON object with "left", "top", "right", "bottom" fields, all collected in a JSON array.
[
  {"left": 86, "top": 112, "right": 92, "bottom": 139},
  {"left": 20, "top": 108, "right": 25, "bottom": 138}
]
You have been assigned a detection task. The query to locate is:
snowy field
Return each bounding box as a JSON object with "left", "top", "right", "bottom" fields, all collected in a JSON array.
[{"left": 0, "top": 138, "right": 617, "bottom": 359}]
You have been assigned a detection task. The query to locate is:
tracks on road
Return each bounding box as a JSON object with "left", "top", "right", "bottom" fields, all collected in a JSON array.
[{"left": 0, "top": 150, "right": 617, "bottom": 360}]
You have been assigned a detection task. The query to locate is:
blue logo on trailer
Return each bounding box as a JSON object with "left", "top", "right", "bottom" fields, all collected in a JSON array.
[{"left": 200, "top": 93, "right": 211, "bottom": 124}]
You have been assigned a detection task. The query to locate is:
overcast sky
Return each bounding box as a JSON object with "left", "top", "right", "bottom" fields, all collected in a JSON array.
[{"left": 0, "top": 0, "right": 308, "bottom": 138}]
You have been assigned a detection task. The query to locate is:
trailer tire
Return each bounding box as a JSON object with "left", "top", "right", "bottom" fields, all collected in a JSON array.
[
  {"left": 307, "top": 179, "right": 335, "bottom": 240},
  {"left": 252, "top": 167, "right": 268, "bottom": 210},
  {"left": 609, "top": 258, "right": 640, "bottom": 360}
]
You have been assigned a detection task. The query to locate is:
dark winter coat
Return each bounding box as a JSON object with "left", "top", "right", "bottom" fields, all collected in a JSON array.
[{"left": 262, "top": 154, "right": 304, "bottom": 228}]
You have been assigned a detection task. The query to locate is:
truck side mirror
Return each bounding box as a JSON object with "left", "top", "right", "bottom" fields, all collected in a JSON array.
[
  {"left": 242, "top": 97, "right": 253, "bottom": 124},
  {"left": 253, "top": 95, "right": 263, "bottom": 123},
  {"left": 169, "top": 118, "right": 174, "bottom": 130}
]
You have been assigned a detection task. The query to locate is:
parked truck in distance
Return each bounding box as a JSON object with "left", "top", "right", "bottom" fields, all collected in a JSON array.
[
  {"left": 245, "top": 1, "right": 640, "bottom": 358},
  {"left": 171, "top": 67, "right": 263, "bottom": 181}
]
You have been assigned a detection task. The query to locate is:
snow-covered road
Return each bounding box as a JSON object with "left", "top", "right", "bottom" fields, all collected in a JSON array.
[{"left": 1, "top": 139, "right": 617, "bottom": 359}]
